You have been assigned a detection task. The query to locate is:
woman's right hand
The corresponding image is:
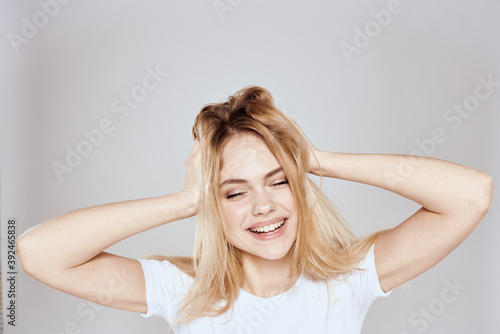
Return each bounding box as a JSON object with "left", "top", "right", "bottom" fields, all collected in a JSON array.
[{"left": 182, "top": 140, "right": 202, "bottom": 216}]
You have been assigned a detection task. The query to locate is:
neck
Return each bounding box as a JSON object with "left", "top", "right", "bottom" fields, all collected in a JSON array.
[{"left": 240, "top": 250, "right": 300, "bottom": 298}]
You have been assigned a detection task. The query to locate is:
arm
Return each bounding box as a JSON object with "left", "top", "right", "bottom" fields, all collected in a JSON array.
[
  {"left": 310, "top": 150, "right": 494, "bottom": 292},
  {"left": 16, "top": 142, "right": 201, "bottom": 313}
]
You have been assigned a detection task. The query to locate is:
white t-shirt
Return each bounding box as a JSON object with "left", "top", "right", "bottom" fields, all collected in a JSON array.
[{"left": 138, "top": 244, "right": 391, "bottom": 333}]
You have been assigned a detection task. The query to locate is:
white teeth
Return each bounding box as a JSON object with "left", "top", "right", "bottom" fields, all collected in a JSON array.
[{"left": 249, "top": 219, "right": 285, "bottom": 233}]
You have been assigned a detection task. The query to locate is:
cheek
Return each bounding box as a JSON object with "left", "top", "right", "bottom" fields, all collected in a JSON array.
[
  {"left": 223, "top": 201, "right": 250, "bottom": 229},
  {"left": 277, "top": 189, "right": 298, "bottom": 213}
]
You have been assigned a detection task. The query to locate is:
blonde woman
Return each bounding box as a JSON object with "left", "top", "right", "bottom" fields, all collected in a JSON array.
[{"left": 17, "top": 86, "right": 494, "bottom": 333}]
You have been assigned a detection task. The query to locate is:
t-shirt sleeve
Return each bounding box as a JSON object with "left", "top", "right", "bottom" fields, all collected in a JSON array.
[
  {"left": 348, "top": 244, "right": 392, "bottom": 314},
  {"left": 137, "top": 258, "right": 192, "bottom": 324}
]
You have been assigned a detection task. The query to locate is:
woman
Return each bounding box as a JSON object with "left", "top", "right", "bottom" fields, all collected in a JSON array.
[{"left": 17, "top": 85, "right": 494, "bottom": 333}]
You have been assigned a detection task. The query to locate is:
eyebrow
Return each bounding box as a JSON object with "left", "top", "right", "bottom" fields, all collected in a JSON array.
[{"left": 219, "top": 167, "right": 284, "bottom": 187}]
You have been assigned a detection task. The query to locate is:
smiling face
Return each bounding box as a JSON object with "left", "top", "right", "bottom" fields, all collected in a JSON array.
[{"left": 219, "top": 132, "right": 299, "bottom": 262}]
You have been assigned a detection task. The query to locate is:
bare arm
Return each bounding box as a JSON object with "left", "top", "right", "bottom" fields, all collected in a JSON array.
[
  {"left": 16, "top": 142, "right": 201, "bottom": 313},
  {"left": 310, "top": 150, "right": 494, "bottom": 292}
]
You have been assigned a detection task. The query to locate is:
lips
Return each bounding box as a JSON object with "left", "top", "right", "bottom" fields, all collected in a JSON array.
[{"left": 245, "top": 217, "right": 289, "bottom": 241}]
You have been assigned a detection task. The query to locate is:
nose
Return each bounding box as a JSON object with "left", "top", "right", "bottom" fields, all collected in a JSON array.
[{"left": 251, "top": 190, "right": 276, "bottom": 216}]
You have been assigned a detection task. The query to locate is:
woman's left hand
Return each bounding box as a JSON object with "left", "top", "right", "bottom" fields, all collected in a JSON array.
[{"left": 307, "top": 144, "right": 322, "bottom": 175}]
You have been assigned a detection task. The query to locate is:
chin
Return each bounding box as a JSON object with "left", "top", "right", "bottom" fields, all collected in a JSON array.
[{"left": 249, "top": 243, "right": 294, "bottom": 261}]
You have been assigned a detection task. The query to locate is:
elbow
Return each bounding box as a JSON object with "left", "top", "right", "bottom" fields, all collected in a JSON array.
[
  {"left": 470, "top": 172, "right": 494, "bottom": 216},
  {"left": 16, "top": 231, "right": 41, "bottom": 278},
  {"left": 16, "top": 233, "right": 32, "bottom": 275}
]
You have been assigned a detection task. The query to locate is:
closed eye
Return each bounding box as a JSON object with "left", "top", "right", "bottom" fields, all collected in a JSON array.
[
  {"left": 272, "top": 180, "right": 289, "bottom": 187},
  {"left": 226, "top": 192, "right": 244, "bottom": 200}
]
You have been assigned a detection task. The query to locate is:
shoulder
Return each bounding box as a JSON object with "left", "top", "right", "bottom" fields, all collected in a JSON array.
[
  {"left": 137, "top": 259, "right": 193, "bottom": 322},
  {"left": 342, "top": 245, "right": 392, "bottom": 300}
]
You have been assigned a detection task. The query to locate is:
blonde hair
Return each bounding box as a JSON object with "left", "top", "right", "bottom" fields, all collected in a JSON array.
[{"left": 149, "top": 85, "right": 387, "bottom": 324}]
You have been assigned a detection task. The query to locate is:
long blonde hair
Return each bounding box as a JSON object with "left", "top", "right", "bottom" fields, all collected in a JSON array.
[{"left": 149, "top": 85, "right": 387, "bottom": 323}]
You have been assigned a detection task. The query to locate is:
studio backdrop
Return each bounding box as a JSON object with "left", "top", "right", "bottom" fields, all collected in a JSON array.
[{"left": 1, "top": 1, "right": 499, "bottom": 333}]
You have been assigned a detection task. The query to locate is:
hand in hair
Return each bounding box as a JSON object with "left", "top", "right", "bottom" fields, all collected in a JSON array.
[
  {"left": 182, "top": 140, "right": 201, "bottom": 216},
  {"left": 305, "top": 139, "right": 323, "bottom": 176}
]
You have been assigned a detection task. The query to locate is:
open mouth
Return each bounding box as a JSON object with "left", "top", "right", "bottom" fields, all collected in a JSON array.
[{"left": 248, "top": 219, "right": 287, "bottom": 234}]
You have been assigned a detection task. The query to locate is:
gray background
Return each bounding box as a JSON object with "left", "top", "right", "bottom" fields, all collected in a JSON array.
[{"left": 1, "top": 0, "right": 499, "bottom": 333}]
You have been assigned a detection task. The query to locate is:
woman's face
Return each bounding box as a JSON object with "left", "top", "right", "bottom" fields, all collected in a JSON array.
[{"left": 219, "top": 132, "right": 298, "bottom": 261}]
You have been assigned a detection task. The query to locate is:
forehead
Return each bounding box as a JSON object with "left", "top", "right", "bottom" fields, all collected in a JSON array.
[{"left": 219, "top": 133, "right": 279, "bottom": 179}]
